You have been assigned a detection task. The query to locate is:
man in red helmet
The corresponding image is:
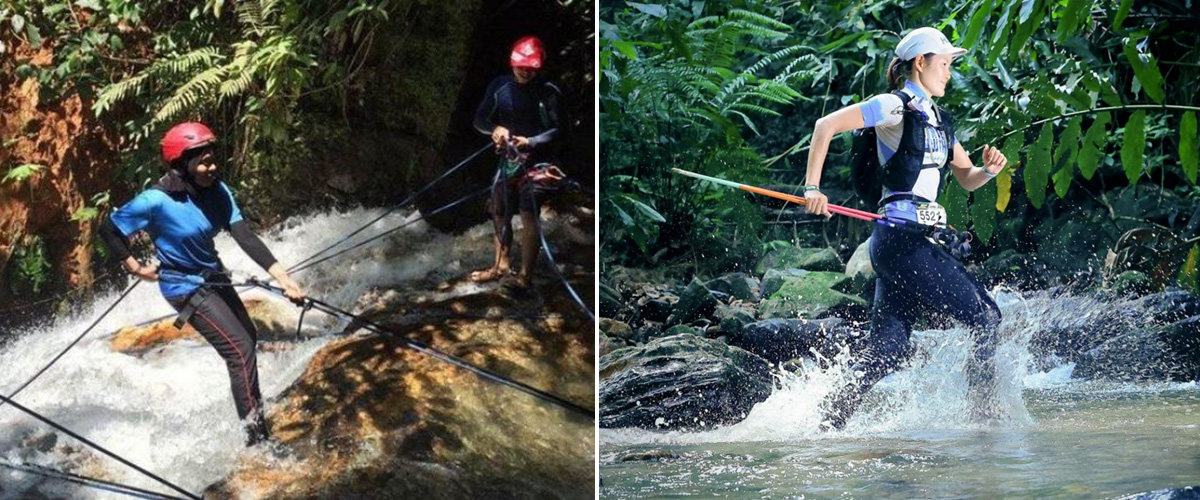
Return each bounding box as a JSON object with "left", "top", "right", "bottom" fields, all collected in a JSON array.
[
  {"left": 100, "top": 122, "right": 306, "bottom": 446},
  {"left": 470, "top": 35, "right": 566, "bottom": 288}
]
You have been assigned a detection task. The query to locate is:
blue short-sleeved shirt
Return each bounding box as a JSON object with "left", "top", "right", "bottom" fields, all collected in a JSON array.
[{"left": 110, "top": 181, "right": 243, "bottom": 299}]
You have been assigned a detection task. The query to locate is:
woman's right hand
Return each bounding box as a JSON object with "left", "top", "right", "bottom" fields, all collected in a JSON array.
[
  {"left": 491, "top": 126, "right": 510, "bottom": 147},
  {"left": 131, "top": 262, "right": 160, "bottom": 282},
  {"left": 804, "top": 189, "right": 832, "bottom": 217}
]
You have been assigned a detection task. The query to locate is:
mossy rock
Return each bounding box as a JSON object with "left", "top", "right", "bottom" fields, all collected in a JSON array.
[
  {"left": 760, "top": 271, "right": 869, "bottom": 320},
  {"left": 755, "top": 247, "right": 842, "bottom": 276}
]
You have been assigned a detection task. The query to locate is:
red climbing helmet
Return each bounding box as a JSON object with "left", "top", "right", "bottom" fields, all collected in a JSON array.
[
  {"left": 161, "top": 122, "right": 216, "bottom": 163},
  {"left": 509, "top": 36, "right": 544, "bottom": 69}
]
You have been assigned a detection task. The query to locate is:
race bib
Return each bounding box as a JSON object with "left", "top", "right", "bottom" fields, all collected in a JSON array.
[{"left": 916, "top": 202, "right": 948, "bottom": 226}]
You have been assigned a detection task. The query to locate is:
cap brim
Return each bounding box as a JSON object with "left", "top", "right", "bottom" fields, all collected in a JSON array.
[{"left": 938, "top": 46, "right": 968, "bottom": 57}]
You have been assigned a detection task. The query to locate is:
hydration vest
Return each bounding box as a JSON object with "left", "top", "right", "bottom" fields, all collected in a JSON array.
[{"left": 850, "top": 89, "right": 956, "bottom": 206}]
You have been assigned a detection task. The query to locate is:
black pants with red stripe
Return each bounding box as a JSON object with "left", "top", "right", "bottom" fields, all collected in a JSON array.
[{"left": 168, "top": 277, "right": 269, "bottom": 445}]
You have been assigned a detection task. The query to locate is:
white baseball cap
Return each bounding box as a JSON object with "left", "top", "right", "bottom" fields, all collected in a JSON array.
[{"left": 895, "top": 27, "right": 966, "bottom": 61}]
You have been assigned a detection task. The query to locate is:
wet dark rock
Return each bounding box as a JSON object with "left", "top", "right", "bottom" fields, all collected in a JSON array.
[
  {"left": 637, "top": 294, "right": 675, "bottom": 323},
  {"left": 727, "top": 318, "right": 860, "bottom": 365},
  {"left": 617, "top": 449, "right": 680, "bottom": 462},
  {"left": 1116, "top": 485, "right": 1200, "bottom": 499},
  {"left": 663, "top": 324, "right": 699, "bottom": 336},
  {"left": 705, "top": 273, "right": 762, "bottom": 302},
  {"left": 756, "top": 247, "right": 842, "bottom": 276},
  {"left": 633, "top": 323, "right": 663, "bottom": 344},
  {"left": 977, "top": 249, "right": 1059, "bottom": 289},
  {"left": 666, "top": 278, "right": 718, "bottom": 325},
  {"left": 714, "top": 304, "right": 757, "bottom": 335},
  {"left": 1135, "top": 290, "right": 1200, "bottom": 324},
  {"left": 1156, "top": 315, "right": 1200, "bottom": 381},
  {"left": 1074, "top": 329, "right": 1176, "bottom": 381},
  {"left": 761, "top": 268, "right": 809, "bottom": 298},
  {"left": 599, "top": 334, "right": 772, "bottom": 430},
  {"left": 599, "top": 334, "right": 620, "bottom": 357}
]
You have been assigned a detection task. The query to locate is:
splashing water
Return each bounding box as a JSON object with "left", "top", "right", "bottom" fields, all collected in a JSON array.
[
  {"left": 600, "top": 288, "right": 1200, "bottom": 499},
  {"left": 0, "top": 207, "right": 502, "bottom": 498}
]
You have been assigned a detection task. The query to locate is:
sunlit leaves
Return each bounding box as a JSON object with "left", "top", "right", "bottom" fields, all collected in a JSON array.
[
  {"left": 1181, "top": 111, "right": 1198, "bottom": 184},
  {"left": 1026, "top": 122, "right": 1053, "bottom": 209},
  {"left": 996, "top": 133, "right": 1023, "bottom": 212},
  {"left": 2, "top": 163, "right": 44, "bottom": 183},
  {"left": 1077, "top": 112, "right": 1110, "bottom": 180},
  {"left": 1122, "top": 110, "right": 1146, "bottom": 184}
]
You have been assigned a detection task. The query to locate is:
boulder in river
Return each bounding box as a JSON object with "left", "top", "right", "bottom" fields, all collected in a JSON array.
[
  {"left": 726, "top": 318, "right": 860, "bottom": 365},
  {"left": 599, "top": 334, "right": 772, "bottom": 431}
]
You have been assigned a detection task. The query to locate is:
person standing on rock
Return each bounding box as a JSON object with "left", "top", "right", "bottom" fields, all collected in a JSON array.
[
  {"left": 799, "top": 27, "right": 1009, "bottom": 429},
  {"left": 470, "top": 35, "right": 566, "bottom": 288},
  {"left": 100, "top": 121, "right": 306, "bottom": 446}
]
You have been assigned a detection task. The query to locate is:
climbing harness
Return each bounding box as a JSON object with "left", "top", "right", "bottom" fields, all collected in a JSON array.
[
  {"left": 0, "top": 459, "right": 188, "bottom": 500},
  {"left": 0, "top": 393, "right": 202, "bottom": 499}
]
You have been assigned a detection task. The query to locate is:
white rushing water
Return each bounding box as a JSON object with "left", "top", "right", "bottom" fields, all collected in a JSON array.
[
  {"left": 0, "top": 207, "right": 501, "bottom": 498},
  {"left": 599, "top": 288, "right": 1195, "bottom": 447}
]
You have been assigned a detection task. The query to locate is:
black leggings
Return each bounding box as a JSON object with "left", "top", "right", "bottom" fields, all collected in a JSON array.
[
  {"left": 168, "top": 278, "right": 267, "bottom": 441},
  {"left": 825, "top": 222, "right": 1002, "bottom": 428}
]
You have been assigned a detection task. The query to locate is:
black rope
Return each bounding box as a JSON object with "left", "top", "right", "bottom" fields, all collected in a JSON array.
[
  {"left": 0, "top": 459, "right": 188, "bottom": 500},
  {"left": 1, "top": 280, "right": 141, "bottom": 408},
  {"left": 291, "top": 186, "right": 492, "bottom": 274},
  {"left": 535, "top": 222, "right": 596, "bottom": 323},
  {"left": 0, "top": 394, "right": 202, "bottom": 500},
  {"left": 287, "top": 142, "right": 492, "bottom": 272},
  {"left": 245, "top": 279, "right": 595, "bottom": 419}
]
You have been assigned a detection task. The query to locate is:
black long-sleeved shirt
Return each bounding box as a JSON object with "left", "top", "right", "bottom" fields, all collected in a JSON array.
[{"left": 473, "top": 75, "right": 563, "bottom": 151}]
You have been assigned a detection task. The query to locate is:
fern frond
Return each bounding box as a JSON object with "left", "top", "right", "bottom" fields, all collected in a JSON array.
[{"left": 727, "top": 9, "right": 792, "bottom": 32}]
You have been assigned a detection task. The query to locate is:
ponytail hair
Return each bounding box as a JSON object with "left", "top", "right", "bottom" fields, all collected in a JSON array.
[{"left": 886, "top": 53, "right": 936, "bottom": 90}]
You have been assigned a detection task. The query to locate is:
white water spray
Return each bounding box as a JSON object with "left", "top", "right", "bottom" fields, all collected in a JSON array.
[{"left": 0, "top": 207, "right": 503, "bottom": 498}]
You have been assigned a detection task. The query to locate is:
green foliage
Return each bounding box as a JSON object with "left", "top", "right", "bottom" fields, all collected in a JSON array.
[
  {"left": 1051, "top": 115, "right": 1082, "bottom": 199},
  {"left": 1078, "top": 112, "right": 1110, "bottom": 180},
  {"left": 600, "top": 1, "right": 803, "bottom": 267},
  {"left": 1026, "top": 122, "right": 1052, "bottom": 209},
  {"left": 1180, "top": 244, "right": 1200, "bottom": 295},
  {"left": 1122, "top": 110, "right": 1146, "bottom": 184},
  {"left": 9, "top": 235, "right": 52, "bottom": 294},
  {"left": 1182, "top": 112, "right": 1198, "bottom": 184},
  {"left": 12, "top": 0, "right": 394, "bottom": 191},
  {"left": 3, "top": 163, "right": 44, "bottom": 184}
]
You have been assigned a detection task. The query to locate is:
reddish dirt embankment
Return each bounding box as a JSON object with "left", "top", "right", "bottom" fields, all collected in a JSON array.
[{"left": 0, "top": 39, "right": 121, "bottom": 307}]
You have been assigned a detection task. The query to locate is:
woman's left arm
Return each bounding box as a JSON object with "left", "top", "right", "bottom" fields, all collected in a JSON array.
[{"left": 949, "top": 142, "right": 1008, "bottom": 191}]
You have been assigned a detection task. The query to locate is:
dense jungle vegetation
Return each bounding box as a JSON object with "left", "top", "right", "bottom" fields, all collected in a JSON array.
[
  {"left": 599, "top": 0, "right": 1200, "bottom": 292},
  {"left": 0, "top": 0, "right": 593, "bottom": 311}
]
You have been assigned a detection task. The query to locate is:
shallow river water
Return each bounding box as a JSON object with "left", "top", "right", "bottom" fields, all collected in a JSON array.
[{"left": 600, "top": 290, "right": 1200, "bottom": 499}]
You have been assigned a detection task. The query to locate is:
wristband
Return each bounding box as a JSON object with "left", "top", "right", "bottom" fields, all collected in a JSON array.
[
  {"left": 981, "top": 167, "right": 998, "bottom": 178},
  {"left": 803, "top": 185, "right": 821, "bottom": 192}
]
